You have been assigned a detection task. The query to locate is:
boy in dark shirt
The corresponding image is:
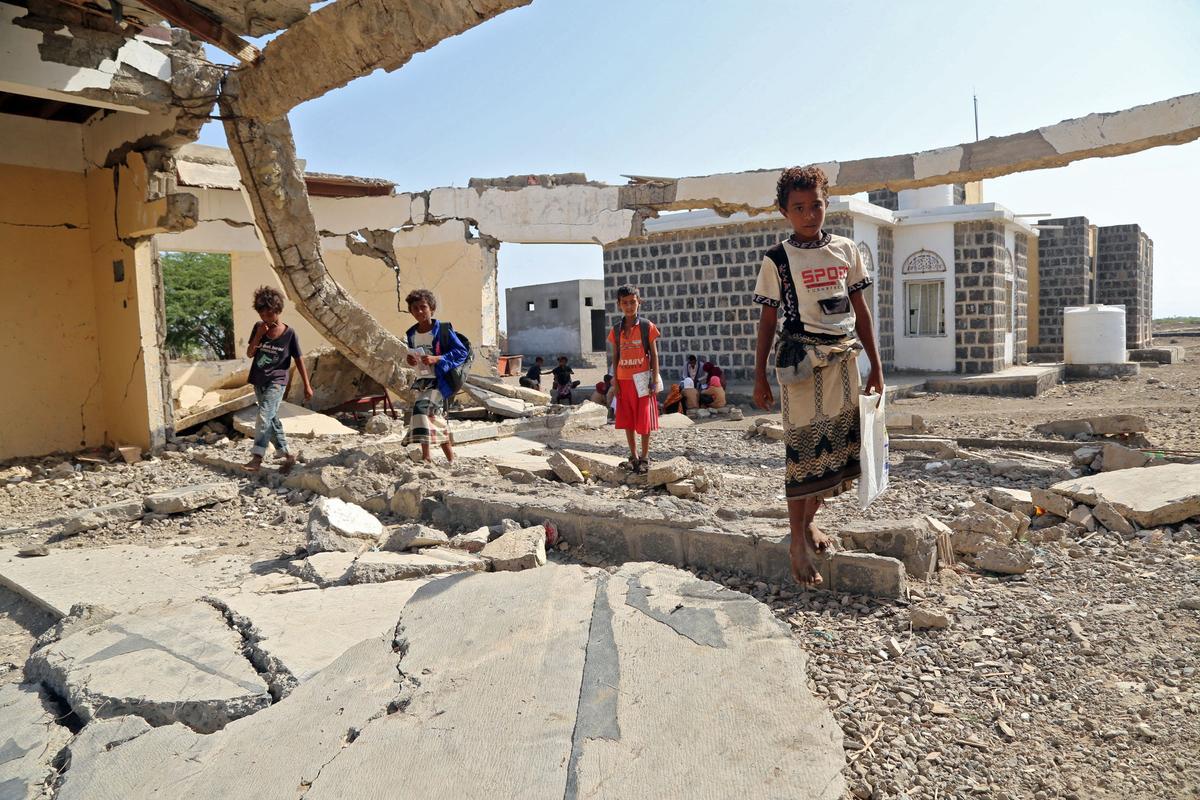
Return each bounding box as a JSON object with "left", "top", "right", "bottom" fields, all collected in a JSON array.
[
  {"left": 519, "top": 357, "right": 544, "bottom": 390},
  {"left": 551, "top": 356, "right": 580, "bottom": 404},
  {"left": 244, "top": 286, "right": 313, "bottom": 473}
]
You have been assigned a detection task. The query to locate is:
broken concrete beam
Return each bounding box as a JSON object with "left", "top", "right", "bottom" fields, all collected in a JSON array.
[
  {"left": 886, "top": 411, "right": 927, "bottom": 434},
  {"left": 480, "top": 526, "right": 547, "bottom": 572},
  {"left": 1049, "top": 463, "right": 1200, "bottom": 527},
  {"left": 25, "top": 600, "right": 271, "bottom": 733},
  {"left": 306, "top": 497, "right": 384, "bottom": 554},
  {"left": 485, "top": 396, "right": 532, "bottom": 419},
  {"left": 173, "top": 385, "right": 257, "bottom": 431},
  {"left": 1101, "top": 442, "right": 1152, "bottom": 472},
  {"left": 1034, "top": 419, "right": 1093, "bottom": 437},
  {"left": 0, "top": 682, "right": 75, "bottom": 798},
  {"left": 293, "top": 552, "right": 356, "bottom": 588},
  {"left": 466, "top": 375, "right": 550, "bottom": 405},
  {"left": 348, "top": 549, "right": 485, "bottom": 584},
  {"left": 828, "top": 552, "right": 908, "bottom": 599},
  {"left": 144, "top": 482, "right": 238, "bottom": 514},
  {"left": 836, "top": 518, "right": 939, "bottom": 579},
  {"left": 60, "top": 500, "right": 144, "bottom": 535},
  {"left": 547, "top": 451, "right": 584, "bottom": 484},
  {"left": 1086, "top": 414, "right": 1149, "bottom": 435},
  {"left": 233, "top": 400, "right": 357, "bottom": 439},
  {"left": 381, "top": 523, "right": 450, "bottom": 552}
]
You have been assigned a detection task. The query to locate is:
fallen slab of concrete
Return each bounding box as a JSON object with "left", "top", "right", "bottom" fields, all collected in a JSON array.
[
  {"left": 1049, "top": 463, "right": 1200, "bottom": 527},
  {"left": 0, "top": 682, "right": 74, "bottom": 799},
  {"left": 25, "top": 599, "right": 271, "bottom": 733},
  {"left": 54, "top": 564, "right": 844, "bottom": 798},
  {"left": 233, "top": 400, "right": 357, "bottom": 439},
  {"left": 209, "top": 579, "right": 427, "bottom": 688},
  {"left": 0, "top": 545, "right": 249, "bottom": 618},
  {"left": 144, "top": 481, "right": 239, "bottom": 513}
]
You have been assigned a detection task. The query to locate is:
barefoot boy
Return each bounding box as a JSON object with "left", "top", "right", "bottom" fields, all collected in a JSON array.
[
  {"left": 244, "top": 286, "right": 313, "bottom": 473},
  {"left": 402, "top": 289, "right": 468, "bottom": 464},
  {"left": 752, "top": 166, "right": 884, "bottom": 586},
  {"left": 607, "top": 285, "right": 661, "bottom": 473}
]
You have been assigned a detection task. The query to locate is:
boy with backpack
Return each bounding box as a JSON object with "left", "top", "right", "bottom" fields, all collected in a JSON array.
[
  {"left": 606, "top": 284, "right": 661, "bottom": 473},
  {"left": 402, "top": 289, "right": 471, "bottom": 464}
]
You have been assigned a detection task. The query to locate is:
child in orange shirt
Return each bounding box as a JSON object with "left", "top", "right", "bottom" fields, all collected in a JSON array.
[{"left": 606, "top": 285, "right": 661, "bottom": 473}]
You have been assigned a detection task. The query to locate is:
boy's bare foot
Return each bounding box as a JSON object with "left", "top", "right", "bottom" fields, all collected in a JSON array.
[
  {"left": 279, "top": 454, "right": 296, "bottom": 475},
  {"left": 789, "top": 536, "right": 823, "bottom": 586},
  {"left": 807, "top": 522, "right": 835, "bottom": 553},
  {"left": 242, "top": 455, "right": 263, "bottom": 473}
]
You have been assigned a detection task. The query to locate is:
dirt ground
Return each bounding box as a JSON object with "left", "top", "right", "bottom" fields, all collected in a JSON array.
[{"left": 2, "top": 331, "right": 1198, "bottom": 799}]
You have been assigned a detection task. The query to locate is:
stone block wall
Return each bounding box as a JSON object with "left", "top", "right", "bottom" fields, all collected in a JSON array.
[
  {"left": 1029, "top": 216, "right": 1090, "bottom": 359},
  {"left": 825, "top": 211, "right": 854, "bottom": 240},
  {"left": 877, "top": 227, "right": 895, "bottom": 370},
  {"left": 867, "top": 189, "right": 898, "bottom": 211},
  {"left": 1096, "top": 224, "right": 1153, "bottom": 349},
  {"left": 1013, "top": 233, "right": 1030, "bottom": 364},
  {"left": 953, "top": 221, "right": 1008, "bottom": 374},
  {"left": 603, "top": 219, "right": 793, "bottom": 381}
]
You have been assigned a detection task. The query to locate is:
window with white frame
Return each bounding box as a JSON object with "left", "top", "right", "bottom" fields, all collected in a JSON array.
[{"left": 905, "top": 280, "right": 945, "bottom": 336}]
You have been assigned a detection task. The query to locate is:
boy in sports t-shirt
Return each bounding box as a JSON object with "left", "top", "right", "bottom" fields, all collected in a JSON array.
[{"left": 606, "top": 284, "right": 661, "bottom": 473}]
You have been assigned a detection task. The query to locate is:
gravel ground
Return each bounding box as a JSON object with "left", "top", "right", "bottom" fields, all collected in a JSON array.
[{"left": 1, "top": 335, "right": 1197, "bottom": 797}]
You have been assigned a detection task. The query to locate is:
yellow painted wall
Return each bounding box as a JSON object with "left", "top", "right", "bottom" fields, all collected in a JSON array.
[
  {"left": 85, "top": 162, "right": 167, "bottom": 451},
  {"left": 0, "top": 163, "right": 106, "bottom": 458},
  {"left": 231, "top": 228, "right": 490, "bottom": 360}
]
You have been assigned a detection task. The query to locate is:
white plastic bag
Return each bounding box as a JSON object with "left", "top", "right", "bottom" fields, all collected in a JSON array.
[{"left": 858, "top": 391, "right": 890, "bottom": 509}]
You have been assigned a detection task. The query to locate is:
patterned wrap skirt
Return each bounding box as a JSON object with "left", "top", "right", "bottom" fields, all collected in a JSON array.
[
  {"left": 780, "top": 347, "right": 862, "bottom": 500},
  {"left": 403, "top": 378, "right": 450, "bottom": 447}
]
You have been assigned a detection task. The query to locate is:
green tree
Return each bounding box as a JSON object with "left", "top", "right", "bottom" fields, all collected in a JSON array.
[{"left": 162, "top": 251, "right": 234, "bottom": 360}]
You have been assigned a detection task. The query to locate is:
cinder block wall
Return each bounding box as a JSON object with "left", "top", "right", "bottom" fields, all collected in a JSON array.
[
  {"left": 1029, "top": 216, "right": 1090, "bottom": 359},
  {"left": 1096, "top": 224, "right": 1154, "bottom": 349},
  {"left": 953, "top": 221, "right": 1008, "bottom": 374}
]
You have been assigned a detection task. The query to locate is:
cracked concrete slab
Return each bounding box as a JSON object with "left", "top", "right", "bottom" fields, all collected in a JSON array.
[
  {"left": 209, "top": 579, "right": 427, "bottom": 687},
  {"left": 50, "top": 564, "right": 845, "bottom": 797},
  {"left": 0, "top": 682, "right": 74, "bottom": 800},
  {"left": 0, "top": 545, "right": 249, "bottom": 618},
  {"left": 25, "top": 599, "right": 272, "bottom": 733}
]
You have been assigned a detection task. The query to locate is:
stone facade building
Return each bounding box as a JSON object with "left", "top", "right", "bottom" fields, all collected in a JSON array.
[
  {"left": 603, "top": 185, "right": 1034, "bottom": 380},
  {"left": 1096, "top": 225, "right": 1154, "bottom": 349}
]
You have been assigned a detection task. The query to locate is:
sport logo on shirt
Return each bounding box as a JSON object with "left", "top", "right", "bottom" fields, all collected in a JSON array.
[{"left": 800, "top": 265, "right": 850, "bottom": 289}]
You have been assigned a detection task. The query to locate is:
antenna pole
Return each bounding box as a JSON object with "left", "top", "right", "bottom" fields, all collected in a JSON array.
[{"left": 973, "top": 92, "right": 980, "bottom": 141}]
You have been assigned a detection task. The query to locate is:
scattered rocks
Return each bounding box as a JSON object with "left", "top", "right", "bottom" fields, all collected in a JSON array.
[
  {"left": 364, "top": 413, "right": 395, "bottom": 435},
  {"left": 306, "top": 496, "right": 384, "bottom": 554},
  {"left": 381, "top": 523, "right": 450, "bottom": 551},
  {"left": 480, "top": 525, "right": 547, "bottom": 572}
]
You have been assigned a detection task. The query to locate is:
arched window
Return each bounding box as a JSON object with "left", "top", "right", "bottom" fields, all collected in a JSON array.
[
  {"left": 857, "top": 241, "right": 875, "bottom": 275},
  {"left": 901, "top": 249, "right": 947, "bottom": 275}
]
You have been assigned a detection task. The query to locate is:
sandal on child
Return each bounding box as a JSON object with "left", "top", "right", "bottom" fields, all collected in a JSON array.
[{"left": 635, "top": 459, "right": 650, "bottom": 474}]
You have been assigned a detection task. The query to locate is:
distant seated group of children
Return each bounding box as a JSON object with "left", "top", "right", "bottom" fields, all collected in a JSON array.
[{"left": 519, "top": 355, "right": 580, "bottom": 404}]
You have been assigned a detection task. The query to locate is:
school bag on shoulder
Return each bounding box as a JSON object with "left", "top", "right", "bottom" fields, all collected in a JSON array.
[{"left": 436, "top": 322, "right": 473, "bottom": 395}]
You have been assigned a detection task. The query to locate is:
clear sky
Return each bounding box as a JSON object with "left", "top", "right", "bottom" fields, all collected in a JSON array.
[{"left": 198, "top": 0, "right": 1200, "bottom": 324}]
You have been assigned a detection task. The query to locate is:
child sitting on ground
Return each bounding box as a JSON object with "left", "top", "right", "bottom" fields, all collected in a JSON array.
[
  {"left": 519, "top": 357, "right": 544, "bottom": 390},
  {"left": 607, "top": 284, "right": 661, "bottom": 473},
  {"left": 551, "top": 356, "right": 580, "bottom": 404},
  {"left": 402, "top": 289, "right": 469, "bottom": 464},
  {"left": 243, "top": 286, "right": 313, "bottom": 474}
]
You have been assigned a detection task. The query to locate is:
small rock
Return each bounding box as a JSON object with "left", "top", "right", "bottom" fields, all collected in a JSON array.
[
  {"left": 17, "top": 544, "right": 49, "bottom": 558},
  {"left": 381, "top": 523, "right": 450, "bottom": 552},
  {"left": 480, "top": 526, "right": 547, "bottom": 572},
  {"left": 885, "top": 637, "right": 905, "bottom": 658},
  {"left": 645, "top": 457, "right": 693, "bottom": 488},
  {"left": 910, "top": 608, "right": 950, "bottom": 630},
  {"left": 364, "top": 413, "right": 394, "bottom": 435},
  {"left": 505, "top": 469, "right": 537, "bottom": 485},
  {"left": 448, "top": 526, "right": 490, "bottom": 553},
  {"left": 547, "top": 451, "right": 584, "bottom": 484},
  {"left": 1179, "top": 597, "right": 1200, "bottom": 611}
]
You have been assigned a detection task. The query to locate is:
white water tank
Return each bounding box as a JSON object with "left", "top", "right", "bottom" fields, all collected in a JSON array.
[{"left": 1064, "top": 305, "right": 1126, "bottom": 364}]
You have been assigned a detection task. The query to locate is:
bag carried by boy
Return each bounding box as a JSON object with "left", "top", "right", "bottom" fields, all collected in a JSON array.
[
  {"left": 435, "top": 322, "right": 473, "bottom": 395},
  {"left": 857, "top": 390, "right": 890, "bottom": 509}
]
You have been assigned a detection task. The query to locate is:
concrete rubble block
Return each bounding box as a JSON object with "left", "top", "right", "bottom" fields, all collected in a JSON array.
[
  {"left": 0, "top": 682, "right": 75, "bottom": 799},
  {"left": 1031, "top": 487, "right": 1075, "bottom": 519},
  {"left": 210, "top": 579, "right": 427, "bottom": 686},
  {"left": 910, "top": 608, "right": 951, "bottom": 630},
  {"left": 547, "top": 451, "right": 585, "bottom": 484},
  {"left": 176, "top": 384, "right": 205, "bottom": 410},
  {"left": 283, "top": 465, "right": 346, "bottom": 497},
  {"left": 1050, "top": 463, "right": 1200, "bottom": 527},
  {"left": 293, "top": 552, "right": 356, "bottom": 588},
  {"left": 348, "top": 548, "right": 486, "bottom": 584},
  {"left": 25, "top": 600, "right": 271, "bottom": 734},
  {"left": 1100, "top": 442, "right": 1151, "bottom": 472},
  {"left": 485, "top": 396, "right": 532, "bottom": 419},
  {"left": 886, "top": 411, "right": 927, "bottom": 433},
  {"left": 144, "top": 481, "right": 238, "bottom": 514},
  {"left": 495, "top": 457, "right": 555, "bottom": 481},
  {"left": 448, "top": 526, "right": 490, "bottom": 553},
  {"left": 465, "top": 375, "right": 550, "bottom": 405},
  {"left": 60, "top": 500, "right": 144, "bottom": 535},
  {"left": 306, "top": 496, "right": 384, "bottom": 554},
  {"left": 233, "top": 401, "right": 357, "bottom": 439},
  {"left": 829, "top": 552, "right": 908, "bottom": 599},
  {"left": 0, "top": 545, "right": 248, "bottom": 618},
  {"left": 666, "top": 479, "right": 697, "bottom": 499},
  {"left": 947, "top": 501, "right": 1025, "bottom": 555},
  {"left": 761, "top": 423, "right": 786, "bottom": 441},
  {"left": 988, "top": 487, "right": 1035, "bottom": 516},
  {"left": 363, "top": 413, "right": 394, "bottom": 435},
  {"left": 658, "top": 412, "right": 695, "bottom": 429},
  {"left": 380, "top": 523, "right": 450, "bottom": 551},
  {"left": 1072, "top": 446, "right": 1102, "bottom": 466},
  {"left": 1092, "top": 499, "right": 1134, "bottom": 535},
  {"left": 687, "top": 527, "right": 759, "bottom": 577},
  {"left": 646, "top": 456, "right": 695, "bottom": 488},
  {"left": 61, "top": 716, "right": 154, "bottom": 770},
  {"left": 387, "top": 483, "right": 423, "bottom": 519},
  {"left": 562, "top": 448, "right": 629, "bottom": 483},
  {"left": 480, "top": 526, "right": 547, "bottom": 572},
  {"left": 1067, "top": 505, "right": 1097, "bottom": 531},
  {"left": 836, "top": 517, "right": 939, "bottom": 579},
  {"left": 1086, "top": 414, "right": 1149, "bottom": 435},
  {"left": 1034, "top": 419, "right": 1094, "bottom": 437},
  {"left": 971, "top": 542, "right": 1034, "bottom": 575}
]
